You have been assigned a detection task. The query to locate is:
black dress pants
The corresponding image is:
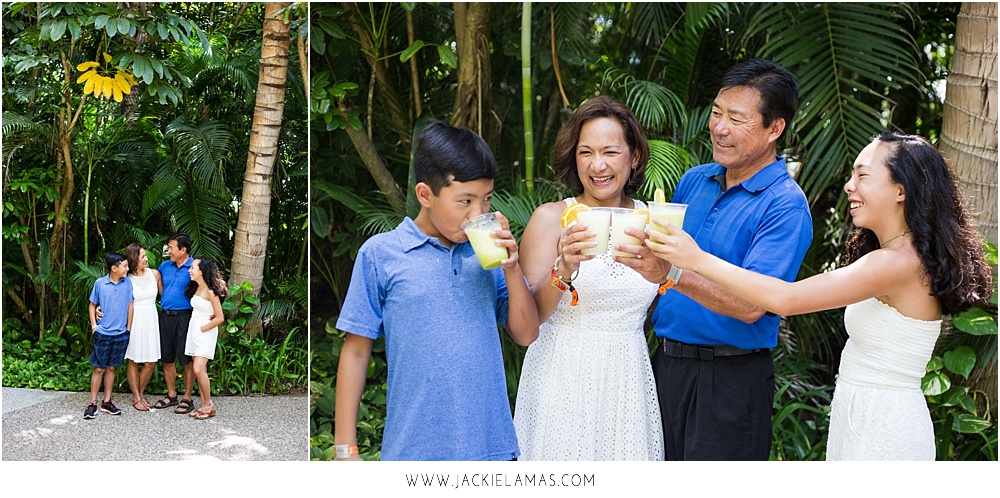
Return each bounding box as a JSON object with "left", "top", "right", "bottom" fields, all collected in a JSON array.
[{"left": 653, "top": 346, "right": 774, "bottom": 460}]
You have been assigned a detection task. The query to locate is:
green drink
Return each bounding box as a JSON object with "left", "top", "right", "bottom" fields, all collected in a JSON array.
[
  {"left": 648, "top": 202, "right": 688, "bottom": 236},
  {"left": 463, "top": 213, "right": 509, "bottom": 269}
]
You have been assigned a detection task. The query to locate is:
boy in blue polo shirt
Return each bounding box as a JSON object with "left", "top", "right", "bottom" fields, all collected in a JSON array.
[
  {"left": 334, "top": 121, "right": 539, "bottom": 461},
  {"left": 85, "top": 252, "right": 134, "bottom": 419}
]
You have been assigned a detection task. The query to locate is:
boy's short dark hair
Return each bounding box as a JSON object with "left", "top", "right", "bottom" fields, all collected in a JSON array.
[
  {"left": 105, "top": 252, "right": 127, "bottom": 270},
  {"left": 413, "top": 121, "right": 495, "bottom": 195},
  {"left": 719, "top": 58, "right": 799, "bottom": 142},
  {"left": 169, "top": 232, "right": 192, "bottom": 254}
]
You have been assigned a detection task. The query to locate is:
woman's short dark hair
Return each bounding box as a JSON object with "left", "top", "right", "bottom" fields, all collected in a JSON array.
[
  {"left": 413, "top": 121, "right": 496, "bottom": 195},
  {"left": 124, "top": 243, "right": 144, "bottom": 275},
  {"left": 719, "top": 58, "right": 799, "bottom": 142},
  {"left": 551, "top": 96, "right": 649, "bottom": 196},
  {"left": 845, "top": 133, "right": 993, "bottom": 315}
]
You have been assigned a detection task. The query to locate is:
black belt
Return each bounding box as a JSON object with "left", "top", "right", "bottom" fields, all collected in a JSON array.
[
  {"left": 162, "top": 309, "right": 192, "bottom": 316},
  {"left": 659, "top": 338, "right": 767, "bottom": 360}
]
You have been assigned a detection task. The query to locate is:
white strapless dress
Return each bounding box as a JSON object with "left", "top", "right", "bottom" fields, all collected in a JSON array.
[
  {"left": 514, "top": 198, "right": 663, "bottom": 460},
  {"left": 184, "top": 295, "right": 218, "bottom": 359},
  {"left": 827, "top": 297, "right": 941, "bottom": 460}
]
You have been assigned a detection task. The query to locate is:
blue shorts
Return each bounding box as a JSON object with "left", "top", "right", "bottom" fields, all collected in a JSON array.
[{"left": 89, "top": 332, "right": 129, "bottom": 368}]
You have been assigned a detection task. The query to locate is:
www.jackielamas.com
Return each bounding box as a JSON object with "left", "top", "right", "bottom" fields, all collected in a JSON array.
[{"left": 405, "top": 473, "right": 596, "bottom": 488}]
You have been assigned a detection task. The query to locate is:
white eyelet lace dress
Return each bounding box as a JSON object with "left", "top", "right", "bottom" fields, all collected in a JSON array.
[
  {"left": 124, "top": 270, "right": 161, "bottom": 363},
  {"left": 827, "top": 297, "right": 941, "bottom": 460},
  {"left": 514, "top": 198, "right": 664, "bottom": 460}
]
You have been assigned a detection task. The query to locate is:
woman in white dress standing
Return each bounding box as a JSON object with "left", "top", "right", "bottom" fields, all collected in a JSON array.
[
  {"left": 183, "top": 258, "right": 227, "bottom": 420},
  {"left": 123, "top": 243, "right": 162, "bottom": 411},
  {"left": 647, "top": 133, "right": 992, "bottom": 460},
  {"left": 515, "top": 96, "right": 663, "bottom": 460}
]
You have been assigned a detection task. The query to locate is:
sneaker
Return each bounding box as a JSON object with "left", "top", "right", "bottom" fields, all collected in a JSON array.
[
  {"left": 100, "top": 399, "right": 122, "bottom": 415},
  {"left": 84, "top": 402, "right": 98, "bottom": 419}
]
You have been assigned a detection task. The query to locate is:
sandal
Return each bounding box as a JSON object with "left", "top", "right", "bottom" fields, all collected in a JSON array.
[
  {"left": 132, "top": 400, "right": 150, "bottom": 412},
  {"left": 151, "top": 395, "right": 178, "bottom": 409},
  {"left": 194, "top": 407, "right": 216, "bottom": 420},
  {"left": 174, "top": 398, "right": 195, "bottom": 414}
]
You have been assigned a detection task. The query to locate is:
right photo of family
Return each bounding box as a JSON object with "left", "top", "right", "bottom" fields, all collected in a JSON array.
[{"left": 309, "top": 0, "right": 998, "bottom": 474}]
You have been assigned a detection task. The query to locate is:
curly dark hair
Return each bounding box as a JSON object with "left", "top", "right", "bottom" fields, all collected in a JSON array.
[
  {"left": 845, "top": 133, "right": 992, "bottom": 315},
  {"left": 184, "top": 258, "right": 229, "bottom": 301},
  {"left": 551, "top": 96, "right": 649, "bottom": 197}
]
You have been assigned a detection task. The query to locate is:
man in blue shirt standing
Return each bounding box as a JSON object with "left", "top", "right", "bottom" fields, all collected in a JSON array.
[
  {"left": 150, "top": 233, "right": 197, "bottom": 414},
  {"left": 618, "top": 58, "right": 813, "bottom": 460}
]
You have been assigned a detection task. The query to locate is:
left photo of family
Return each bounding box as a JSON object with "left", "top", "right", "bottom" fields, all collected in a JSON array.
[{"left": 1, "top": 2, "right": 309, "bottom": 460}]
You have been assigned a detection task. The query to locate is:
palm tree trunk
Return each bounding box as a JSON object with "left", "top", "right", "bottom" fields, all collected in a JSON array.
[
  {"left": 940, "top": 2, "right": 998, "bottom": 247},
  {"left": 939, "top": 2, "right": 998, "bottom": 419},
  {"left": 451, "top": 2, "right": 493, "bottom": 143},
  {"left": 231, "top": 2, "right": 291, "bottom": 300}
]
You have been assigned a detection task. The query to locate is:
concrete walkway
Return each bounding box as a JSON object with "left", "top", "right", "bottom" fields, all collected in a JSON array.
[{"left": 1, "top": 387, "right": 308, "bottom": 461}]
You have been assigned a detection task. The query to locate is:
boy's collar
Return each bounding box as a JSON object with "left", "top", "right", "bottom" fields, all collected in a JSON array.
[{"left": 399, "top": 217, "right": 448, "bottom": 252}]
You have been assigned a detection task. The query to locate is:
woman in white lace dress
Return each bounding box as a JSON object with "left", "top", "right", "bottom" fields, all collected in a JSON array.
[
  {"left": 123, "top": 243, "right": 162, "bottom": 411},
  {"left": 515, "top": 97, "right": 663, "bottom": 460},
  {"left": 647, "top": 133, "right": 992, "bottom": 460}
]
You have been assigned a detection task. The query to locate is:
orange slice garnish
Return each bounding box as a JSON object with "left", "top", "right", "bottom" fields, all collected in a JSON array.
[{"left": 561, "top": 203, "right": 590, "bottom": 227}]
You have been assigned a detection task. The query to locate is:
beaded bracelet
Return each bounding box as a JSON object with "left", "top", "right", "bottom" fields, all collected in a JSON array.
[{"left": 550, "top": 257, "right": 580, "bottom": 306}]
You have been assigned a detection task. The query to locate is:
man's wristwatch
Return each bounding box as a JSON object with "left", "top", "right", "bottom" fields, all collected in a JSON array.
[{"left": 334, "top": 444, "right": 359, "bottom": 459}]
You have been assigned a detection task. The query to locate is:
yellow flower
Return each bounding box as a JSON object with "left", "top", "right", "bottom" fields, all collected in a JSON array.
[{"left": 75, "top": 52, "right": 135, "bottom": 102}]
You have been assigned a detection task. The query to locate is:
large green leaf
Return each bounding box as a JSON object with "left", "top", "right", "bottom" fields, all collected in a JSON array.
[
  {"left": 953, "top": 307, "right": 999, "bottom": 336},
  {"left": 952, "top": 413, "right": 993, "bottom": 434},
  {"left": 921, "top": 370, "right": 951, "bottom": 396},
  {"left": 943, "top": 346, "right": 977, "bottom": 379}
]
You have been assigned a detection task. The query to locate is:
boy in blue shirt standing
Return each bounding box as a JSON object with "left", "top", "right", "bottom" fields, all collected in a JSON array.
[
  {"left": 85, "top": 252, "right": 134, "bottom": 419},
  {"left": 334, "top": 122, "right": 539, "bottom": 460}
]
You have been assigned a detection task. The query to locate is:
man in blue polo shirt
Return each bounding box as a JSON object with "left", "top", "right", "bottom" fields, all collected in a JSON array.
[
  {"left": 619, "top": 58, "right": 812, "bottom": 460},
  {"left": 150, "top": 232, "right": 197, "bottom": 414}
]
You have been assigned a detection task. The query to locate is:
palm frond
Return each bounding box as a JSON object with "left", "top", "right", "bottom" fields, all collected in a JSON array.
[
  {"left": 69, "top": 260, "right": 106, "bottom": 286},
  {"left": 602, "top": 68, "right": 686, "bottom": 133},
  {"left": 1, "top": 112, "right": 49, "bottom": 137},
  {"left": 164, "top": 118, "right": 233, "bottom": 195},
  {"left": 172, "top": 190, "right": 229, "bottom": 261},
  {"left": 750, "top": 2, "right": 921, "bottom": 205},
  {"left": 491, "top": 181, "right": 563, "bottom": 240},
  {"left": 641, "top": 139, "right": 692, "bottom": 201},
  {"left": 140, "top": 173, "right": 186, "bottom": 220}
]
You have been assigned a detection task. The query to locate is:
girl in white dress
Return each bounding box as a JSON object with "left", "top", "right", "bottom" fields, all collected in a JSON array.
[
  {"left": 646, "top": 133, "right": 992, "bottom": 460},
  {"left": 123, "top": 243, "right": 162, "bottom": 411},
  {"left": 183, "top": 258, "right": 227, "bottom": 420},
  {"left": 516, "top": 97, "right": 663, "bottom": 460}
]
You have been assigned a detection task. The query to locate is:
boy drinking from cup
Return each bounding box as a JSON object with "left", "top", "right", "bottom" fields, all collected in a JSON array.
[{"left": 334, "top": 121, "right": 539, "bottom": 460}]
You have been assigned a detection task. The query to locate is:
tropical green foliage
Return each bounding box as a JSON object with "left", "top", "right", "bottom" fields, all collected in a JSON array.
[
  {"left": 923, "top": 242, "right": 999, "bottom": 460},
  {"left": 2, "top": 2, "right": 308, "bottom": 396}
]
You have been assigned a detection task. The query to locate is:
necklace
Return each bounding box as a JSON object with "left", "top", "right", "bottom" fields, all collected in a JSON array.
[{"left": 880, "top": 230, "right": 911, "bottom": 247}]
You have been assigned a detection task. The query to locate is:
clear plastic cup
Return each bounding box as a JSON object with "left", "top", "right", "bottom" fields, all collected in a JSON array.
[
  {"left": 577, "top": 208, "right": 612, "bottom": 256},
  {"left": 610, "top": 208, "right": 649, "bottom": 257},
  {"left": 648, "top": 202, "right": 688, "bottom": 236},
  {"left": 462, "top": 213, "right": 509, "bottom": 269}
]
